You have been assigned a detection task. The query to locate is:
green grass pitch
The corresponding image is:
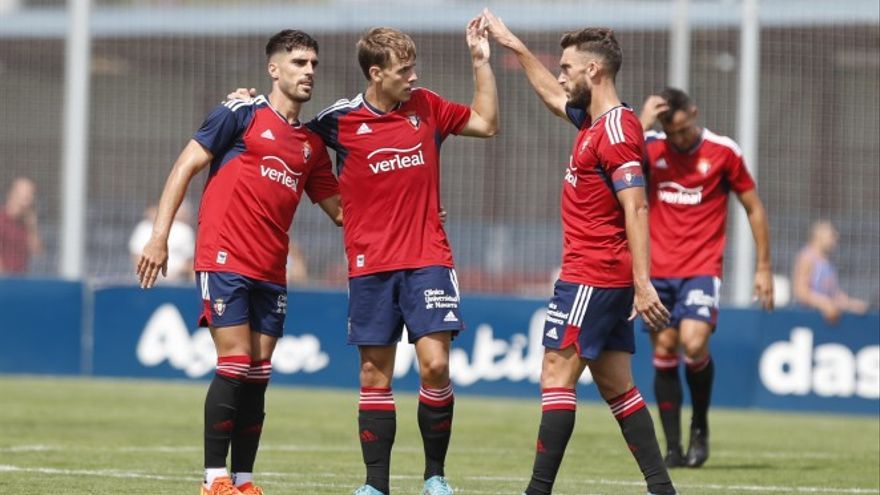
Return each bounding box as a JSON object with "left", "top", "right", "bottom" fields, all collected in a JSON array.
[{"left": 0, "top": 376, "right": 877, "bottom": 495}]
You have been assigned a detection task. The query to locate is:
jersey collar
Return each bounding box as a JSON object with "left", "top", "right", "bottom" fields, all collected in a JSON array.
[
  {"left": 263, "top": 95, "right": 303, "bottom": 128},
  {"left": 362, "top": 92, "right": 402, "bottom": 116},
  {"left": 587, "top": 103, "right": 629, "bottom": 130}
]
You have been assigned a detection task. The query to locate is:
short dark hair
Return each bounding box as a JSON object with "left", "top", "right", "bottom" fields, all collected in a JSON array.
[
  {"left": 658, "top": 87, "right": 696, "bottom": 124},
  {"left": 560, "top": 27, "right": 622, "bottom": 78},
  {"left": 265, "top": 29, "right": 319, "bottom": 59},
  {"left": 357, "top": 27, "right": 417, "bottom": 80}
]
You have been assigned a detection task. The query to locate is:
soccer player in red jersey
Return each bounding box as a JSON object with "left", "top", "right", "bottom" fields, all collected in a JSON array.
[
  {"left": 639, "top": 88, "right": 773, "bottom": 468},
  {"left": 304, "top": 21, "right": 498, "bottom": 495},
  {"left": 137, "top": 30, "right": 341, "bottom": 495},
  {"left": 483, "top": 9, "right": 676, "bottom": 495}
]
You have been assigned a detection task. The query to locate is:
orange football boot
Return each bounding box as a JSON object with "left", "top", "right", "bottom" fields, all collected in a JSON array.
[
  {"left": 236, "top": 482, "right": 264, "bottom": 495},
  {"left": 200, "top": 476, "right": 242, "bottom": 495}
]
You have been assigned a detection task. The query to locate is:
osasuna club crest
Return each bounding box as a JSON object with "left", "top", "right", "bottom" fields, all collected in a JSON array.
[
  {"left": 407, "top": 112, "right": 421, "bottom": 130},
  {"left": 302, "top": 141, "right": 312, "bottom": 161},
  {"left": 698, "top": 159, "right": 711, "bottom": 175},
  {"left": 213, "top": 298, "right": 226, "bottom": 316}
]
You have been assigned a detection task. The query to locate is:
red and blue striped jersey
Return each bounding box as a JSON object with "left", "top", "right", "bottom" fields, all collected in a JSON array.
[
  {"left": 192, "top": 95, "right": 338, "bottom": 284},
  {"left": 307, "top": 88, "right": 471, "bottom": 278}
]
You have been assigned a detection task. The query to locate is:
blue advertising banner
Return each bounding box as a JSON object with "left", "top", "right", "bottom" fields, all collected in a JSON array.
[
  {"left": 2, "top": 280, "right": 878, "bottom": 414},
  {"left": 0, "top": 278, "right": 82, "bottom": 374}
]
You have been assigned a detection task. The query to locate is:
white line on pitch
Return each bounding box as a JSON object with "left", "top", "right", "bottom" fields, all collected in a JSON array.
[{"left": 0, "top": 443, "right": 856, "bottom": 460}]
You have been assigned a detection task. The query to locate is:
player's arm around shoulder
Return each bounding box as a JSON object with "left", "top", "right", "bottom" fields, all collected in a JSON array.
[
  {"left": 458, "top": 13, "right": 499, "bottom": 138},
  {"left": 317, "top": 195, "right": 343, "bottom": 227},
  {"left": 482, "top": 8, "right": 568, "bottom": 121}
]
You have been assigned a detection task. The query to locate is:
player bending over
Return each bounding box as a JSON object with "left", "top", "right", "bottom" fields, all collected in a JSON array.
[{"left": 640, "top": 88, "right": 773, "bottom": 468}]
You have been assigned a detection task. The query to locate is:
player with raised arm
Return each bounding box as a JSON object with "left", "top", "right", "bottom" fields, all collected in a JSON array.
[
  {"left": 483, "top": 9, "right": 676, "bottom": 495},
  {"left": 137, "top": 30, "right": 341, "bottom": 495},
  {"left": 304, "top": 19, "right": 497, "bottom": 495},
  {"left": 639, "top": 88, "right": 773, "bottom": 468}
]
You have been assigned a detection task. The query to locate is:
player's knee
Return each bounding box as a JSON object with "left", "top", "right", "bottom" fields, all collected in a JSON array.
[
  {"left": 591, "top": 372, "right": 633, "bottom": 400},
  {"left": 418, "top": 356, "right": 449, "bottom": 383},
  {"left": 682, "top": 340, "right": 709, "bottom": 361}
]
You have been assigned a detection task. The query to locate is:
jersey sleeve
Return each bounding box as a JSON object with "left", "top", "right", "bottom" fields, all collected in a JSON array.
[
  {"left": 565, "top": 104, "right": 588, "bottom": 129},
  {"left": 304, "top": 140, "right": 340, "bottom": 203},
  {"left": 598, "top": 112, "right": 647, "bottom": 193},
  {"left": 420, "top": 88, "right": 471, "bottom": 138},
  {"left": 724, "top": 151, "right": 756, "bottom": 194},
  {"left": 306, "top": 105, "right": 342, "bottom": 151},
  {"left": 192, "top": 102, "right": 249, "bottom": 156}
]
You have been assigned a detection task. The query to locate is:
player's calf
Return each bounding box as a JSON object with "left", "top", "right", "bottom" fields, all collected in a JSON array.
[
  {"left": 652, "top": 353, "right": 685, "bottom": 467},
  {"left": 357, "top": 386, "right": 396, "bottom": 495},
  {"left": 204, "top": 355, "right": 250, "bottom": 489},
  {"left": 231, "top": 360, "right": 272, "bottom": 493},
  {"left": 524, "top": 387, "right": 577, "bottom": 495},
  {"left": 606, "top": 387, "right": 676, "bottom": 495}
]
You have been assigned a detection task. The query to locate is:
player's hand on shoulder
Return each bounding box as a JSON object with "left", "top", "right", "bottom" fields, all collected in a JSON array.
[
  {"left": 225, "top": 87, "right": 257, "bottom": 103},
  {"left": 639, "top": 95, "right": 668, "bottom": 132},
  {"left": 136, "top": 237, "right": 168, "bottom": 289},
  {"left": 632, "top": 282, "right": 671, "bottom": 331},
  {"left": 466, "top": 14, "right": 490, "bottom": 64}
]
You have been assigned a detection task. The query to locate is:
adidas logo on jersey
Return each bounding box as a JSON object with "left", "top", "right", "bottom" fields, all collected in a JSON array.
[
  {"left": 356, "top": 123, "right": 372, "bottom": 135},
  {"left": 545, "top": 327, "right": 559, "bottom": 340},
  {"left": 260, "top": 129, "right": 275, "bottom": 140},
  {"left": 443, "top": 311, "right": 458, "bottom": 322}
]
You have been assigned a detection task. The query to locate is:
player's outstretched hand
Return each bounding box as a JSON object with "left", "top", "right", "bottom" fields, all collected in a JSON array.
[
  {"left": 466, "top": 14, "right": 490, "bottom": 64},
  {"left": 226, "top": 87, "right": 257, "bottom": 102},
  {"left": 639, "top": 95, "right": 669, "bottom": 132},
  {"left": 482, "top": 8, "right": 523, "bottom": 52},
  {"left": 631, "top": 283, "right": 671, "bottom": 331},
  {"left": 136, "top": 237, "right": 168, "bottom": 289},
  {"left": 753, "top": 268, "right": 775, "bottom": 311}
]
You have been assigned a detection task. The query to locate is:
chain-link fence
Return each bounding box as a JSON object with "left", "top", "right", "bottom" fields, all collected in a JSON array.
[{"left": 0, "top": 1, "right": 877, "bottom": 306}]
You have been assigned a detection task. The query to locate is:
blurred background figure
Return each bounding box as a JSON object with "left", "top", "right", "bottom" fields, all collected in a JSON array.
[
  {"left": 792, "top": 220, "right": 869, "bottom": 324},
  {"left": 128, "top": 200, "right": 195, "bottom": 284},
  {"left": 286, "top": 240, "right": 309, "bottom": 286},
  {"left": 0, "top": 177, "right": 42, "bottom": 275}
]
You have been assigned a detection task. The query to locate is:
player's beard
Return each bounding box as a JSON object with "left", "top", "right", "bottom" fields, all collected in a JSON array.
[
  {"left": 567, "top": 79, "right": 591, "bottom": 109},
  {"left": 291, "top": 86, "right": 312, "bottom": 103}
]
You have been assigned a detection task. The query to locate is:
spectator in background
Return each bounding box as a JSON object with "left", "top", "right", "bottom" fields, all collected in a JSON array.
[
  {"left": 793, "top": 220, "right": 869, "bottom": 324},
  {"left": 286, "top": 240, "right": 308, "bottom": 285},
  {"left": 129, "top": 200, "right": 195, "bottom": 283},
  {"left": 0, "top": 177, "right": 42, "bottom": 275}
]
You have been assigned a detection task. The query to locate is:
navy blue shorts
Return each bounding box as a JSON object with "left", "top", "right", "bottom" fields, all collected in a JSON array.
[
  {"left": 649, "top": 276, "right": 721, "bottom": 330},
  {"left": 348, "top": 266, "right": 464, "bottom": 345},
  {"left": 542, "top": 280, "right": 635, "bottom": 360},
  {"left": 197, "top": 271, "right": 287, "bottom": 337}
]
